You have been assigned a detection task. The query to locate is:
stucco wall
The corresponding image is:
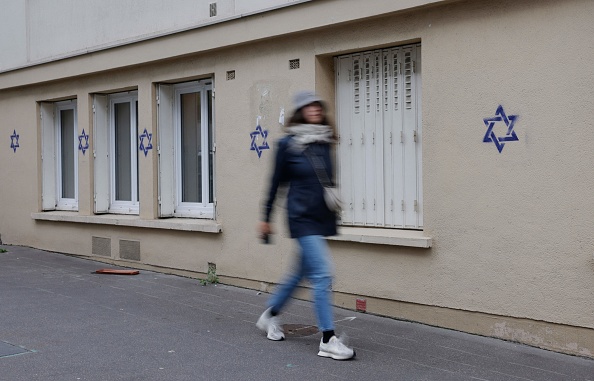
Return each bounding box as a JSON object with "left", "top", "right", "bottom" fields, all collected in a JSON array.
[{"left": 0, "top": 0, "right": 593, "bottom": 356}]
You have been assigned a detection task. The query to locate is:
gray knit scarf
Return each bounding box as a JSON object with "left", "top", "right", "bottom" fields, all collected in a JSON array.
[{"left": 286, "top": 124, "right": 334, "bottom": 152}]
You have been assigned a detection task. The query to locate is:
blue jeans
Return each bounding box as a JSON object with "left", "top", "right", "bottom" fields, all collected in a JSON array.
[{"left": 268, "top": 235, "right": 335, "bottom": 332}]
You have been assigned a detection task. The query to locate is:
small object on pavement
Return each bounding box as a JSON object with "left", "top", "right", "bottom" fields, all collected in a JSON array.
[{"left": 95, "top": 269, "right": 139, "bottom": 275}]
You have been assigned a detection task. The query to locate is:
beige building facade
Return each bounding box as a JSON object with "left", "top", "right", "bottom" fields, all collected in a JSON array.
[{"left": 1, "top": 0, "right": 593, "bottom": 357}]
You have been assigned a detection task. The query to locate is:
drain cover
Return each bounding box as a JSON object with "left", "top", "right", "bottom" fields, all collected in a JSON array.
[
  {"left": 283, "top": 324, "right": 319, "bottom": 337},
  {"left": 0, "top": 341, "right": 29, "bottom": 358}
]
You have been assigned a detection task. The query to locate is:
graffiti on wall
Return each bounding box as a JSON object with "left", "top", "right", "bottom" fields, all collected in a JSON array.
[
  {"left": 138, "top": 128, "right": 153, "bottom": 157},
  {"left": 250, "top": 116, "right": 270, "bottom": 158},
  {"left": 483, "top": 105, "right": 519, "bottom": 153},
  {"left": 10, "top": 130, "right": 19, "bottom": 153},
  {"left": 78, "top": 129, "right": 89, "bottom": 155}
]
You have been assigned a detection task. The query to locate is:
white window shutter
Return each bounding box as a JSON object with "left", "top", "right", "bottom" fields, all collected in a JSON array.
[
  {"left": 157, "top": 84, "right": 175, "bottom": 217},
  {"left": 415, "top": 44, "right": 423, "bottom": 228},
  {"left": 363, "top": 52, "right": 377, "bottom": 225},
  {"left": 336, "top": 44, "right": 422, "bottom": 229},
  {"left": 351, "top": 53, "right": 367, "bottom": 225},
  {"left": 41, "top": 102, "right": 56, "bottom": 211},
  {"left": 93, "top": 94, "right": 109, "bottom": 213},
  {"left": 402, "top": 45, "right": 419, "bottom": 228},
  {"left": 391, "top": 47, "right": 406, "bottom": 228},
  {"left": 383, "top": 48, "right": 402, "bottom": 227},
  {"left": 336, "top": 56, "right": 354, "bottom": 225},
  {"left": 381, "top": 50, "right": 394, "bottom": 227},
  {"left": 372, "top": 50, "right": 385, "bottom": 226}
]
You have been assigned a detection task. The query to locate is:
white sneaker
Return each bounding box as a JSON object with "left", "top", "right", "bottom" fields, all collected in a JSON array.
[
  {"left": 318, "top": 336, "right": 355, "bottom": 360},
  {"left": 256, "top": 307, "right": 285, "bottom": 341}
]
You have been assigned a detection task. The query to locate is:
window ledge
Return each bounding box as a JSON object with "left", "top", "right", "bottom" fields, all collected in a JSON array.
[
  {"left": 327, "top": 227, "right": 431, "bottom": 248},
  {"left": 31, "top": 211, "right": 222, "bottom": 233}
]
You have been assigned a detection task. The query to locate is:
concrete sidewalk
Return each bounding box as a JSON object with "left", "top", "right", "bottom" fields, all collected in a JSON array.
[{"left": 1, "top": 245, "right": 593, "bottom": 381}]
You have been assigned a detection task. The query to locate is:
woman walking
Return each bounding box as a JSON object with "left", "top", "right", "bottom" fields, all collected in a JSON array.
[{"left": 256, "top": 91, "right": 355, "bottom": 360}]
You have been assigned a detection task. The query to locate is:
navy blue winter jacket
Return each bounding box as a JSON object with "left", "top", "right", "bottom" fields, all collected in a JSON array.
[{"left": 263, "top": 135, "right": 337, "bottom": 238}]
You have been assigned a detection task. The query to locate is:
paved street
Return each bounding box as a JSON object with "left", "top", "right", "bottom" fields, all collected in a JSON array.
[{"left": 1, "top": 245, "right": 593, "bottom": 381}]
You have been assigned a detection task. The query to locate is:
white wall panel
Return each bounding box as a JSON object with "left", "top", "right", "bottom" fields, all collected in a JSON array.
[
  {"left": 0, "top": 0, "right": 311, "bottom": 72},
  {"left": 0, "top": 0, "right": 27, "bottom": 72}
]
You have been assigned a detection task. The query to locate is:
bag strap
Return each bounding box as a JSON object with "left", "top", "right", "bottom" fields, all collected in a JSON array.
[{"left": 303, "top": 146, "right": 333, "bottom": 187}]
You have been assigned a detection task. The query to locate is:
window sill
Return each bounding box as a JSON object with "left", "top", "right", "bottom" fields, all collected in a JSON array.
[
  {"left": 31, "top": 211, "right": 222, "bottom": 233},
  {"left": 327, "top": 227, "right": 431, "bottom": 248}
]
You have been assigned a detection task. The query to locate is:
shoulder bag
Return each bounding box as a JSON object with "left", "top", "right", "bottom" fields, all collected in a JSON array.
[{"left": 303, "top": 147, "right": 343, "bottom": 213}]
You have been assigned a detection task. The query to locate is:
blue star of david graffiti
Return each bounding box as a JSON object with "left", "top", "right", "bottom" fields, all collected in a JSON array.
[
  {"left": 138, "top": 128, "right": 153, "bottom": 157},
  {"left": 250, "top": 125, "right": 270, "bottom": 158},
  {"left": 10, "top": 129, "right": 19, "bottom": 153},
  {"left": 483, "top": 105, "right": 519, "bottom": 153},
  {"left": 78, "top": 129, "right": 89, "bottom": 155}
]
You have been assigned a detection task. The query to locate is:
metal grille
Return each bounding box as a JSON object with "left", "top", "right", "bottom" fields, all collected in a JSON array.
[
  {"left": 365, "top": 56, "right": 371, "bottom": 113},
  {"left": 383, "top": 54, "right": 389, "bottom": 112},
  {"left": 119, "top": 240, "right": 140, "bottom": 261},
  {"left": 226, "top": 70, "right": 235, "bottom": 80},
  {"left": 92, "top": 237, "right": 111, "bottom": 257},
  {"left": 289, "top": 59, "right": 300, "bottom": 70},
  {"left": 353, "top": 58, "right": 360, "bottom": 114},
  {"left": 393, "top": 52, "right": 399, "bottom": 111},
  {"left": 405, "top": 51, "right": 413, "bottom": 109},
  {"left": 375, "top": 53, "right": 380, "bottom": 113}
]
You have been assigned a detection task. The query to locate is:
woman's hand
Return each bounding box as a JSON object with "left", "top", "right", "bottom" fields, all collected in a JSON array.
[
  {"left": 259, "top": 221, "right": 272, "bottom": 237},
  {"left": 258, "top": 221, "right": 274, "bottom": 244}
]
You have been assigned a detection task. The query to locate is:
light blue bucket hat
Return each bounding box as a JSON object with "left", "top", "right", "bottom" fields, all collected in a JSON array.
[{"left": 292, "top": 90, "right": 325, "bottom": 111}]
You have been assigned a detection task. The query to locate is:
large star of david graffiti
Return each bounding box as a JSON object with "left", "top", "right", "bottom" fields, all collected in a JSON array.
[
  {"left": 78, "top": 129, "right": 89, "bottom": 155},
  {"left": 483, "top": 105, "right": 519, "bottom": 153},
  {"left": 138, "top": 128, "right": 153, "bottom": 157},
  {"left": 250, "top": 125, "right": 270, "bottom": 158},
  {"left": 10, "top": 129, "right": 19, "bottom": 153}
]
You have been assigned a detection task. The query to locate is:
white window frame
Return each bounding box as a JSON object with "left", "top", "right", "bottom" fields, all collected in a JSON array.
[
  {"left": 335, "top": 43, "right": 422, "bottom": 229},
  {"left": 157, "top": 79, "right": 215, "bottom": 219},
  {"left": 108, "top": 92, "right": 139, "bottom": 215},
  {"left": 41, "top": 99, "right": 78, "bottom": 211}
]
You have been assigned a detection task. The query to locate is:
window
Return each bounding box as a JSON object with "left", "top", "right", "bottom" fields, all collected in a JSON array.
[
  {"left": 40, "top": 99, "right": 78, "bottom": 211},
  {"left": 157, "top": 79, "right": 215, "bottom": 219},
  {"left": 335, "top": 43, "right": 422, "bottom": 229},
  {"left": 93, "top": 91, "right": 139, "bottom": 214}
]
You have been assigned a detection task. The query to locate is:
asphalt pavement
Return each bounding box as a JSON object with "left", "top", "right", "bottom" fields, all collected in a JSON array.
[{"left": 1, "top": 244, "right": 593, "bottom": 381}]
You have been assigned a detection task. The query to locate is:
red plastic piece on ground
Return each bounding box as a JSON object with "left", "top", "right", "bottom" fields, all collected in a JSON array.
[{"left": 95, "top": 269, "right": 139, "bottom": 275}]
